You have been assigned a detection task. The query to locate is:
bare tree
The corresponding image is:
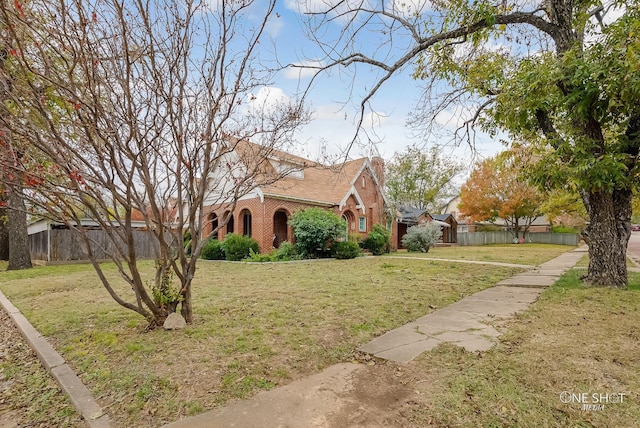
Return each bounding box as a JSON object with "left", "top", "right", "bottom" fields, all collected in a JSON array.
[
  {"left": 297, "top": 0, "right": 640, "bottom": 287},
  {"left": 0, "top": 0, "right": 308, "bottom": 326}
]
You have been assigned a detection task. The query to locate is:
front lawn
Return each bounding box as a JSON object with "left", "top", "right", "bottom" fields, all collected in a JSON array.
[
  {"left": 0, "top": 256, "right": 524, "bottom": 427},
  {"left": 390, "top": 243, "right": 574, "bottom": 265}
]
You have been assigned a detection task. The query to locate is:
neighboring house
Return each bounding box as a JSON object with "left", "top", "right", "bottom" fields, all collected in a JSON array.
[
  {"left": 202, "top": 139, "right": 396, "bottom": 253},
  {"left": 395, "top": 205, "right": 457, "bottom": 248},
  {"left": 442, "top": 195, "right": 551, "bottom": 235},
  {"left": 428, "top": 213, "right": 458, "bottom": 243}
]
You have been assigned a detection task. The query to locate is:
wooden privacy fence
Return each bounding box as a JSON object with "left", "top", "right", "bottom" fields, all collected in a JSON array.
[
  {"left": 29, "top": 228, "right": 162, "bottom": 262},
  {"left": 457, "top": 231, "right": 580, "bottom": 246}
]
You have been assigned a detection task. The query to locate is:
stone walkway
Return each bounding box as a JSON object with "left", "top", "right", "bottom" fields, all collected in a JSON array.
[{"left": 357, "top": 247, "right": 587, "bottom": 363}]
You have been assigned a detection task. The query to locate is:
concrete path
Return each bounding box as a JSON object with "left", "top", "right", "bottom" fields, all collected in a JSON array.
[{"left": 357, "top": 246, "right": 587, "bottom": 363}]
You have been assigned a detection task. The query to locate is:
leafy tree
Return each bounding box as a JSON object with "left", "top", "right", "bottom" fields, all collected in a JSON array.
[
  {"left": 386, "top": 145, "right": 462, "bottom": 212},
  {"left": 0, "top": 0, "right": 307, "bottom": 326},
  {"left": 459, "top": 150, "right": 544, "bottom": 240},
  {"left": 633, "top": 196, "right": 640, "bottom": 225},
  {"left": 302, "top": 0, "right": 639, "bottom": 286},
  {"left": 401, "top": 222, "right": 442, "bottom": 253},
  {"left": 540, "top": 189, "right": 588, "bottom": 230},
  {"left": 289, "top": 207, "right": 346, "bottom": 257}
]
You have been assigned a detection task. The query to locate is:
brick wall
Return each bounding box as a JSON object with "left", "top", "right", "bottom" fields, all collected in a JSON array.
[{"left": 202, "top": 164, "right": 396, "bottom": 254}]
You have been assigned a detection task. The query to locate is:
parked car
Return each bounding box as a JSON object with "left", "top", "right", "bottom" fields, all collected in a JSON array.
[{"left": 632, "top": 224, "right": 640, "bottom": 231}]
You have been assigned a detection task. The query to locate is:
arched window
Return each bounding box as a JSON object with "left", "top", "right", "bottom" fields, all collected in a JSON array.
[
  {"left": 241, "top": 209, "right": 252, "bottom": 237},
  {"left": 208, "top": 213, "right": 219, "bottom": 240},
  {"left": 342, "top": 210, "right": 355, "bottom": 238},
  {"left": 225, "top": 211, "right": 234, "bottom": 235},
  {"left": 273, "top": 210, "right": 289, "bottom": 248}
]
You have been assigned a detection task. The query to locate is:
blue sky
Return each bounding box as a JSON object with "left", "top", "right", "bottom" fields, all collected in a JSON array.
[{"left": 239, "top": 1, "right": 506, "bottom": 165}]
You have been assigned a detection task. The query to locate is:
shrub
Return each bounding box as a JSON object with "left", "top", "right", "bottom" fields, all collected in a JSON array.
[
  {"left": 247, "top": 248, "right": 274, "bottom": 262},
  {"left": 289, "top": 207, "right": 346, "bottom": 257},
  {"left": 401, "top": 222, "right": 442, "bottom": 252},
  {"left": 273, "top": 242, "right": 300, "bottom": 261},
  {"left": 245, "top": 242, "right": 302, "bottom": 263},
  {"left": 332, "top": 241, "right": 361, "bottom": 259},
  {"left": 361, "top": 224, "right": 391, "bottom": 255},
  {"left": 200, "top": 239, "right": 225, "bottom": 260},
  {"left": 223, "top": 233, "right": 259, "bottom": 261}
]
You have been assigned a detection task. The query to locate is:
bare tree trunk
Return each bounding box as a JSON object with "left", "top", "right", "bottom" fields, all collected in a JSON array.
[
  {"left": 7, "top": 185, "right": 31, "bottom": 270},
  {"left": 0, "top": 205, "right": 8, "bottom": 260},
  {"left": 180, "top": 287, "right": 193, "bottom": 324},
  {"left": 583, "top": 189, "right": 630, "bottom": 287}
]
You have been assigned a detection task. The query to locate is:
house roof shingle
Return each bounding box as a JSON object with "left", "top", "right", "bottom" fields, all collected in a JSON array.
[{"left": 233, "top": 139, "right": 372, "bottom": 206}]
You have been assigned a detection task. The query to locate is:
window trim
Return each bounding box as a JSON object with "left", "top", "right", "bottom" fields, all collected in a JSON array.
[{"left": 358, "top": 216, "right": 366, "bottom": 232}]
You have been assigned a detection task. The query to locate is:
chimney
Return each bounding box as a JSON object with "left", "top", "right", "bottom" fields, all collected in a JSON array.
[{"left": 370, "top": 156, "right": 385, "bottom": 187}]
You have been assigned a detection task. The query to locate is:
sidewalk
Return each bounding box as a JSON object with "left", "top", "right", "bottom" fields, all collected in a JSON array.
[
  {"left": 358, "top": 247, "right": 586, "bottom": 363},
  {"left": 163, "top": 246, "right": 587, "bottom": 427}
]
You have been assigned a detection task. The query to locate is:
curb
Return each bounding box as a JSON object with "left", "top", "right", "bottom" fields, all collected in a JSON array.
[{"left": 0, "top": 289, "right": 111, "bottom": 428}]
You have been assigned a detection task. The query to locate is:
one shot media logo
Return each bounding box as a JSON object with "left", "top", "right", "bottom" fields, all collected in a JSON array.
[{"left": 559, "top": 391, "right": 627, "bottom": 411}]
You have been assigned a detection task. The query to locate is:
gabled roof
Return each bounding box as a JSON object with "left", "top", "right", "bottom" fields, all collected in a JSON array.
[
  {"left": 397, "top": 205, "right": 426, "bottom": 224},
  {"left": 431, "top": 213, "right": 457, "bottom": 223},
  {"left": 231, "top": 139, "right": 380, "bottom": 207}
]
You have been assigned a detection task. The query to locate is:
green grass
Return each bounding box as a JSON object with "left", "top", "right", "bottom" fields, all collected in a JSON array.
[
  {"left": 0, "top": 256, "right": 527, "bottom": 427},
  {"left": 390, "top": 243, "right": 574, "bottom": 265},
  {"left": 0, "top": 310, "right": 83, "bottom": 427},
  {"left": 408, "top": 269, "right": 640, "bottom": 427}
]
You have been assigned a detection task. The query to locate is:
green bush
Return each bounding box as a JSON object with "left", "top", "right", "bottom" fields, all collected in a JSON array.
[
  {"left": 401, "top": 222, "right": 442, "bottom": 252},
  {"left": 200, "top": 239, "right": 225, "bottom": 260},
  {"left": 223, "top": 233, "right": 259, "bottom": 261},
  {"left": 361, "top": 224, "right": 391, "bottom": 255},
  {"left": 332, "top": 241, "right": 361, "bottom": 259},
  {"left": 273, "top": 242, "right": 300, "bottom": 261},
  {"left": 289, "top": 207, "right": 346, "bottom": 257},
  {"left": 245, "top": 242, "right": 302, "bottom": 263},
  {"left": 247, "top": 248, "right": 274, "bottom": 262}
]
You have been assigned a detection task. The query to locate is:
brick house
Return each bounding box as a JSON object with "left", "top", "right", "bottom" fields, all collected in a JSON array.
[{"left": 202, "top": 139, "right": 397, "bottom": 253}]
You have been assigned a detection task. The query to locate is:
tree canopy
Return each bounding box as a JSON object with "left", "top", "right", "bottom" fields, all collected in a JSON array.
[
  {"left": 302, "top": 0, "right": 640, "bottom": 286},
  {"left": 385, "top": 145, "right": 462, "bottom": 212},
  {"left": 459, "top": 150, "right": 545, "bottom": 240}
]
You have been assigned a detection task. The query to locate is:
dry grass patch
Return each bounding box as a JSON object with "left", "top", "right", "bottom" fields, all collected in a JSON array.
[
  {"left": 0, "top": 257, "right": 524, "bottom": 427},
  {"left": 408, "top": 269, "right": 640, "bottom": 427},
  {"left": 0, "top": 309, "right": 83, "bottom": 427},
  {"left": 390, "top": 243, "right": 574, "bottom": 265}
]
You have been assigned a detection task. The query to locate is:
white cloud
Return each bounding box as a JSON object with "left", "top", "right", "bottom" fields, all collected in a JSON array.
[
  {"left": 434, "top": 105, "right": 476, "bottom": 129},
  {"left": 247, "top": 86, "right": 291, "bottom": 114},
  {"left": 266, "top": 16, "right": 284, "bottom": 37},
  {"left": 283, "top": 60, "right": 325, "bottom": 79}
]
